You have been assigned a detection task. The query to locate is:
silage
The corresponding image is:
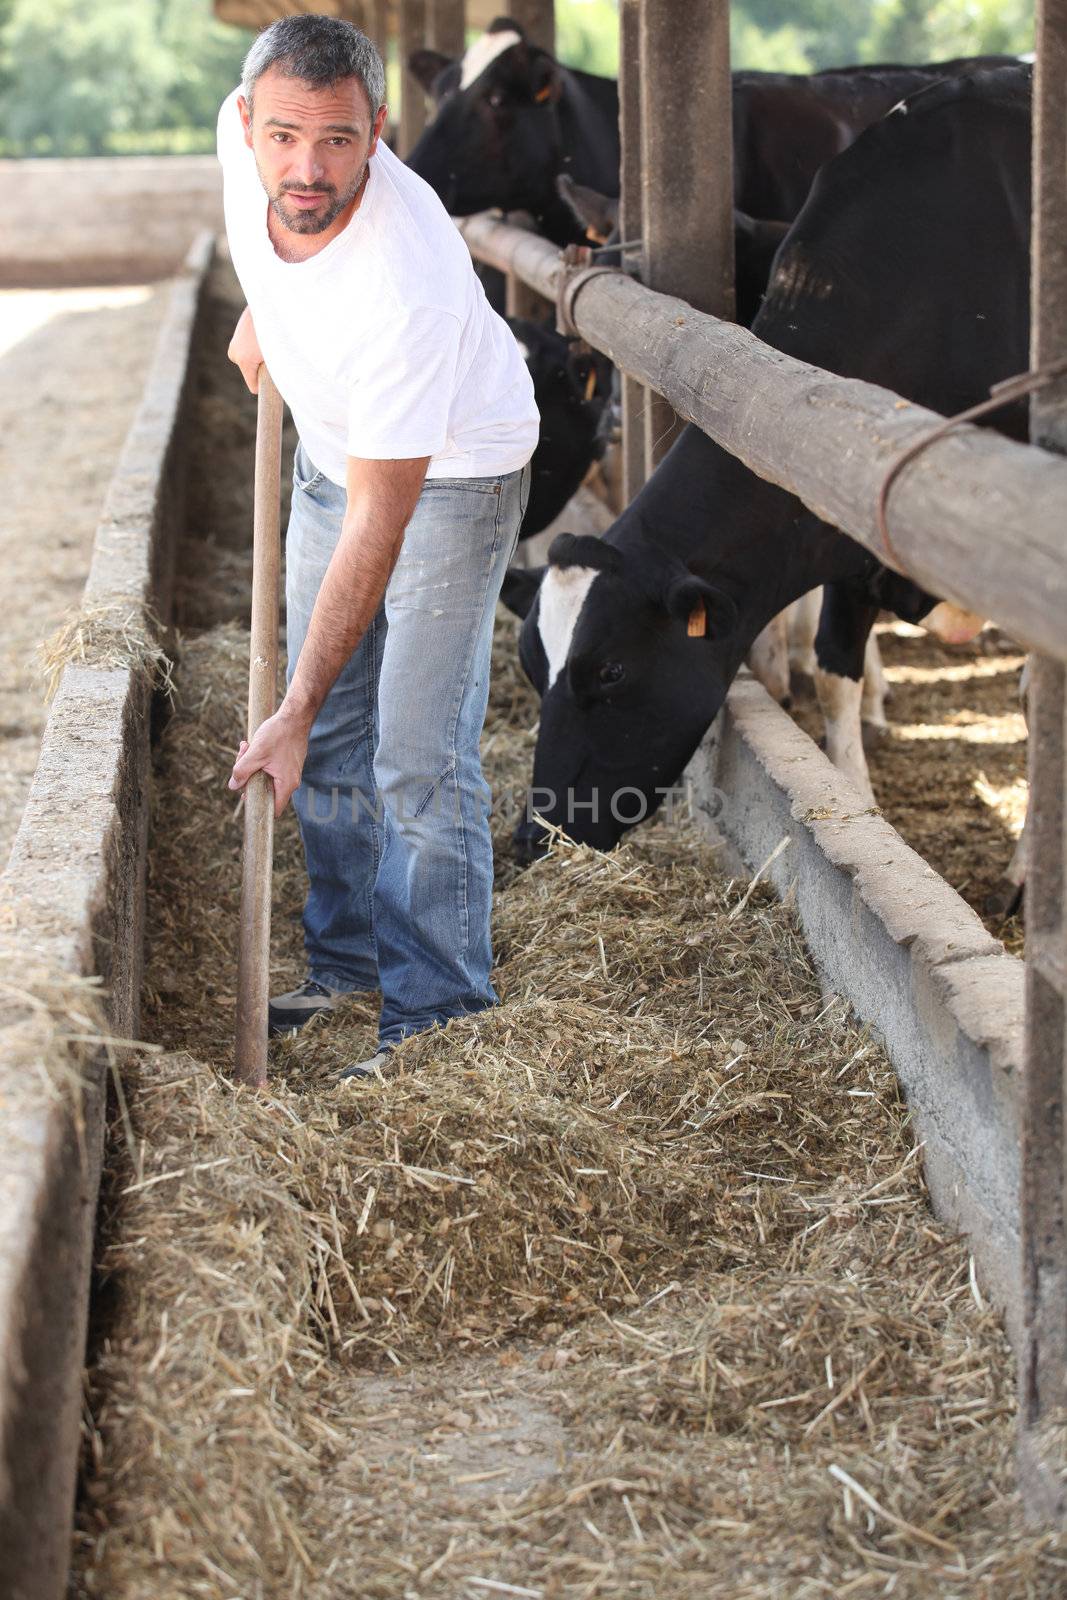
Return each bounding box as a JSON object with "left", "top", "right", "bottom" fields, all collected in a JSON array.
[{"left": 71, "top": 612, "right": 1066, "bottom": 1599}]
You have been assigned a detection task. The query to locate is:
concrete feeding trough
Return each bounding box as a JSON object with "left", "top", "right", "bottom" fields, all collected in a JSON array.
[
  {"left": 688, "top": 675, "right": 1024, "bottom": 1329},
  {"left": 0, "top": 232, "right": 213, "bottom": 1600}
]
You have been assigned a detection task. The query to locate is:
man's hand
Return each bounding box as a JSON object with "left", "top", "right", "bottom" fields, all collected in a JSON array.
[
  {"left": 228, "top": 305, "right": 264, "bottom": 394},
  {"left": 228, "top": 455, "right": 430, "bottom": 816},
  {"left": 228, "top": 706, "right": 312, "bottom": 818}
]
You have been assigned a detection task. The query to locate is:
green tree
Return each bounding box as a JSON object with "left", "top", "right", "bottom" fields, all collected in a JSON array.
[
  {"left": 555, "top": 0, "right": 620, "bottom": 76},
  {"left": 864, "top": 0, "right": 1033, "bottom": 59},
  {"left": 0, "top": 0, "right": 250, "bottom": 156}
]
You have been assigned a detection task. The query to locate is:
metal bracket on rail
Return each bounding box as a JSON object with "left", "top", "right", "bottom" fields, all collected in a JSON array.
[{"left": 555, "top": 243, "right": 626, "bottom": 340}]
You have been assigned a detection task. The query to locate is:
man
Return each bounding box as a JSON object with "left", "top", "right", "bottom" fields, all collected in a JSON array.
[{"left": 221, "top": 16, "right": 538, "bottom": 1080}]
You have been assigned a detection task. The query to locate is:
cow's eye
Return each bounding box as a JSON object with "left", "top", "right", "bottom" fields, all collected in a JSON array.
[{"left": 598, "top": 662, "right": 625, "bottom": 687}]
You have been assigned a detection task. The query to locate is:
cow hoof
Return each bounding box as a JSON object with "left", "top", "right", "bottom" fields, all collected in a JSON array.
[
  {"left": 779, "top": 692, "right": 793, "bottom": 712},
  {"left": 861, "top": 721, "right": 890, "bottom": 751}
]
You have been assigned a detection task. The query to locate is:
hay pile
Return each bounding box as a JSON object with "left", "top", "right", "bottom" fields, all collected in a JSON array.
[{"left": 71, "top": 613, "right": 1065, "bottom": 1596}]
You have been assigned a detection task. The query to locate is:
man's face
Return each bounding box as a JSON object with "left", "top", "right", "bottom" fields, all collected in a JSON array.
[{"left": 239, "top": 66, "right": 388, "bottom": 237}]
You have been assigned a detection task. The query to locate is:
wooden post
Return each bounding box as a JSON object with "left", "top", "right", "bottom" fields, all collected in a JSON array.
[
  {"left": 427, "top": 0, "right": 465, "bottom": 57},
  {"left": 1019, "top": 0, "right": 1067, "bottom": 1524},
  {"left": 235, "top": 370, "right": 283, "bottom": 1090},
  {"left": 368, "top": 0, "right": 390, "bottom": 56},
  {"left": 398, "top": 0, "right": 427, "bottom": 157},
  {"left": 639, "top": 0, "right": 734, "bottom": 470},
  {"left": 510, "top": 0, "right": 554, "bottom": 54},
  {"left": 619, "top": 0, "right": 645, "bottom": 502}
]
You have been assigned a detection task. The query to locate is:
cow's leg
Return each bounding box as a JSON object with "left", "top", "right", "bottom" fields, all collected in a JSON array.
[
  {"left": 787, "top": 586, "right": 821, "bottom": 681},
  {"left": 814, "top": 584, "right": 881, "bottom": 803},
  {"left": 747, "top": 611, "right": 792, "bottom": 707},
  {"left": 860, "top": 629, "right": 890, "bottom": 748}
]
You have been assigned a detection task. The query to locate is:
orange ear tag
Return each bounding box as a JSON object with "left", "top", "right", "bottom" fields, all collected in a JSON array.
[
  {"left": 584, "top": 366, "right": 597, "bottom": 402},
  {"left": 687, "top": 601, "right": 706, "bottom": 638},
  {"left": 535, "top": 84, "right": 554, "bottom": 103}
]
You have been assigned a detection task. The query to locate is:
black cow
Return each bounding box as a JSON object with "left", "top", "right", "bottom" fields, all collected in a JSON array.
[
  {"left": 502, "top": 67, "right": 1032, "bottom": 857},
  {"left": 407, "top": 17, "right": 1017, "bottom": 239},
  {"left": 512, "top": 317, "right": 613, "bottom": 536}
]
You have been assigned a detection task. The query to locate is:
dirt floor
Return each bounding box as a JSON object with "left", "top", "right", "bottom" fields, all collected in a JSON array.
[
  {"left": 790, "top": 627, "right": 1027, "bottom": 956},
  {"left": 0, "top": 281, "right": 169, "bottom": 870}
]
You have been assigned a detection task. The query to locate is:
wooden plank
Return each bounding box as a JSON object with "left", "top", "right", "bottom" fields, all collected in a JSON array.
[
  {"left": 367, "top": 0, "right": 390, "bottom": 55},
  {"left": 456, "top": 212, "right": 1067, "bottom": 663},
  {"left": 510, "top": 0, "right": 554, "bottom": 53},
  {"left": 639, "top": 0, "right": 734, "bottom": 470},
  {"left": 1019, "top": 0, "right": 1067, "bottom": 1525},
  {"left": 427, "top": 0, "right": 465, "bottom": 56},
  {"left": 398, "top": 0, "right": 427, "bottom": 156},
  {"left": 619, "top": 0, "right": 645, "bottom": 501}
]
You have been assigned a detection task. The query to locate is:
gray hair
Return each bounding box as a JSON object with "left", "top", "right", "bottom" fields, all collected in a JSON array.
[{"left": 242, "top": 15, "right": 386, "bottom": 117}]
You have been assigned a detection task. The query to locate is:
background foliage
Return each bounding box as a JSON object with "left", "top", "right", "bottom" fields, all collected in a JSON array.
[{"left": 0, "top": 0, "right": 1035, "bottom": 158}]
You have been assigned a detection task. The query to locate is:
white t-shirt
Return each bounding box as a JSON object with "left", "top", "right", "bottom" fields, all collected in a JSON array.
[{"left": 216, "top": 89, "right": 539, "bottom": 485}]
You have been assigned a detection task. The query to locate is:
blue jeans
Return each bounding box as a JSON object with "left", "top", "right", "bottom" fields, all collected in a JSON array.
[{"left": 285, "top": 442, "right": 530, "bottom": 1048}]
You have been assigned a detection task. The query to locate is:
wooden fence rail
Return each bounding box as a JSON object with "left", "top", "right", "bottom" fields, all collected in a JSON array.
[{"left": 457, "top": 212, "right": 1067, "bottom": 665}]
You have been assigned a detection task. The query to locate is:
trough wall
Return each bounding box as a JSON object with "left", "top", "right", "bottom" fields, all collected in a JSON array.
[
  {"left": 0, "top": 232, "right": 214, "bottom": 1600},
  {"left": 688, "top": 675, "right": 1025, "bottom": 1341},
  {"left": 0, "top": 156, "right": 223, "bottom": 285}
]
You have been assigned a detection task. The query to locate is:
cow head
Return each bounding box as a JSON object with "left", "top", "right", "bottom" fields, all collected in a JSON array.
[
  {"left": 406, "top": 19, "right": 566, "bottom": 225},
  {"left": 505, "top": 532, "right": 738, "bottom": 859}
]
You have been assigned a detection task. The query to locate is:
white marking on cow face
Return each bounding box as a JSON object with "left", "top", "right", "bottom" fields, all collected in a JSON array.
[
  {"left": 514, "top": 338, "right": 531, "bottom": 362},
  {"left": 460, "top": 29, "right": 523, "bottom": 91},
  {"left": 924, "top": 601, "right": 985, "bottom": 645},
  {"left": 538, "top": 565, "right": 600, "bottom": 689},
  {"left": 814, "top": 667, "right": 875, "bottom": 803}
]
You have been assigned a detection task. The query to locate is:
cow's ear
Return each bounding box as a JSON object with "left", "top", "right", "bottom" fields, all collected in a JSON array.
[
  {"left": 500, "top": 564, "right": 545, "bottom": 619},
  {"left": 408, "top": 48, "right": 453, "bottom": 94},
  {"left": 557, "top": 174, "right": 619, "bottom": 244},
  {"left": 664, "top": 574, "right": 737, "bottom": 639},
  {"left": 549, "top": 532, "right": 621, "bottom": 573}
]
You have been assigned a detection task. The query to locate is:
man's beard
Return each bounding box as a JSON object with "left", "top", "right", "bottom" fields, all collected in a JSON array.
[{"left": 267, "top": 160, "right": 368, "bottom": 235}]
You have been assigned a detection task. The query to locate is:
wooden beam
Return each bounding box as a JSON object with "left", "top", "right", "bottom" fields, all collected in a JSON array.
[
  {"left": 398, "top": 0, "right": 427, "bottom": 156},
  {"left": 1020, "top": 0, "right": 1067, "bottom": 1526},
  {"left": 367, "top": 0, "right": 390, "bottom": 56},
  {"left": 427, "top": 0, "right": 465, "bottom": 56},
  {"left": 639, "top": 0, "right": 734, "bottom": 470},
  {"left": 455, "top": 212, "right": 1067, "bottom": 662},
  {"left": 619, "top": 0, "right": 645, "bottom": 502},
  {"left": 510, "top": 0, "right": 554, "bottom": 54}
]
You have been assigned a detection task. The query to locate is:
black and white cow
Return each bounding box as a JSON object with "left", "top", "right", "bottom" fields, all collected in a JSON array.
[
  {"left": 407, "top": 17, "right": 1017, "bottom": 238},
  {"left": 503, "top": 67, "right": 1032, "bottom": 858}
]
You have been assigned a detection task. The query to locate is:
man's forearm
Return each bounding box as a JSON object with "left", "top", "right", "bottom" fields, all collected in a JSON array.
[{"left": 282, "top": 501, "right": 405, "bottom": 730}]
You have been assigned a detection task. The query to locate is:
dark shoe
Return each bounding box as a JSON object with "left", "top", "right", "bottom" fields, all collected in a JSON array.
[
  {"left": 338, "top": 1048, "right": 393, "bottom": 1082},
  {"left": 268, "top": 978, "right": 342, "bottom": 1037}
]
